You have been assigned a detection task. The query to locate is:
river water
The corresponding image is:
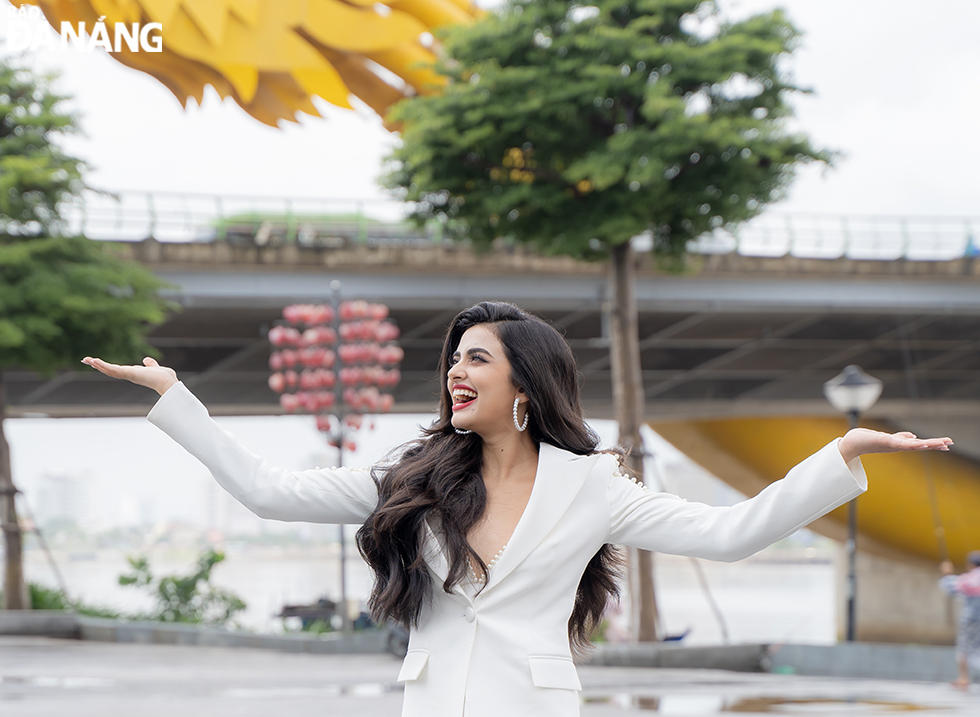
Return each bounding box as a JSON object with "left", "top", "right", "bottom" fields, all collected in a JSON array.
[{"left": 23, "top": 545, "right": 838, "bottom": 645}]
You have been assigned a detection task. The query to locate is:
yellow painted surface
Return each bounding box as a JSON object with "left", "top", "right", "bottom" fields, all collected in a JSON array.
[
  {"left": 649, "top": 417, "right": 980, "bottom": 569},
  {"left": 12, "top": 0, "right": 483, "bottom": 126}
]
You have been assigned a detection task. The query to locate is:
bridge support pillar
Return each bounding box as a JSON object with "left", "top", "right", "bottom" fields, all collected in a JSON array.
[{"left": 835, "top": 547, "right": 957, "bottom": 644}]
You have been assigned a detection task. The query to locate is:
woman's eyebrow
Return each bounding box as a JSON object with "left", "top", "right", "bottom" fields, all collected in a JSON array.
[{"left": 452, "top": 347, "right": 493, "bottom": 359}]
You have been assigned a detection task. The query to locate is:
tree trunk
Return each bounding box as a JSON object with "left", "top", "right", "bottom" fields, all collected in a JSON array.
[
  {"left": 0, "top": 370, "right": 28, "bottom": 609},
  {"left": 608, "top": 241, "right": 660, "bottom": 642}
]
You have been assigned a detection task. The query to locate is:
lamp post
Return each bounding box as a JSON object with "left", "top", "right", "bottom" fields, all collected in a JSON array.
[{"left": 823, "top": 365, "right": 883, "bottom": 643}]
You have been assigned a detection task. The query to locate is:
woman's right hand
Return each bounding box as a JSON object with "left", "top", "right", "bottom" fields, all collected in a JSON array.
[{"left": 81, "top": 356, "right": 178, "bottom": 397}]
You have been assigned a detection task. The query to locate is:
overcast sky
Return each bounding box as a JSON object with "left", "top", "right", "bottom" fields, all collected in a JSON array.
[{"left": 1, "top": 0, "right": 978, "bottom": 529}]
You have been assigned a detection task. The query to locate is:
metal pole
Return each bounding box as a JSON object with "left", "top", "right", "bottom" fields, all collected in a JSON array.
[
  {"left": 846, "top": 409, "right": 859, "bottom": 642},
  {"left": 331, "top": 280, "right": 349, "bottom": 632},
  {"left": 337, "top": 440, "right": 348, "bottom": 632}
]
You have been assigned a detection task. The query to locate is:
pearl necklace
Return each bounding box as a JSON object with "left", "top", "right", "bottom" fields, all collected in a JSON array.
[{"left": 468, "top": 542, "right": 508, "bottom": 583}]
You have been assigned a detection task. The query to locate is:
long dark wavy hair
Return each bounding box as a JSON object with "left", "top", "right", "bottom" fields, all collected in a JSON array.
[{"left": 355, "top": 301, "right": 624, "bottom": 651}]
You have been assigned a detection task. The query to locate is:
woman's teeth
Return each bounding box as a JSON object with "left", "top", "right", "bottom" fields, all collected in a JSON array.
[{"left": 453, "top": 389, "right": 477, "bottom": 404}]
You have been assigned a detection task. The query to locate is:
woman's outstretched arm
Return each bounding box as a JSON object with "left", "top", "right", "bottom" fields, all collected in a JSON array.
[
  {"left": 82, "top": 356, "right": 378, "bottom": 524},
  {"left": 607, "top": 429, "right": 952, "bottom": 562}
]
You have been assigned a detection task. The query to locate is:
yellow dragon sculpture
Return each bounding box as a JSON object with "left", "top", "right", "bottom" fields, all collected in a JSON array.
[{"left": 10, "top": 0, "right": 481, "bottom": 126}]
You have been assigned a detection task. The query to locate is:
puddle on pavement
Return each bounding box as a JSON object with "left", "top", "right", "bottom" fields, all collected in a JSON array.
[
  {"left": 222, "top": 682, "right": 402, "bottom": 699},
  {"left": 582, "top": 694, "right": 952, "bottom": 713},
  {"left": 1, "top": 675, "right": 116, "bottom": 701},
  {"left": 1, "top": 677, "right": 399, "bottom": 702},
  {"left": 727, "top": 696, "right": 950, "bottom": 713},
  {"left": 0, "top": 675, "right": 114, "bottom": 688}
]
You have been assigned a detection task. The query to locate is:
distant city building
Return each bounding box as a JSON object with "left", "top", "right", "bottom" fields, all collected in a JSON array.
[{"left": 32, "top": 473, "right": 89, "bottom": 529}]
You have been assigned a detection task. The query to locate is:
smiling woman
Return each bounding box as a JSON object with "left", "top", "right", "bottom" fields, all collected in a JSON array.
[{"left": 80, "top": 300, "right": 952, "bottom": 717}]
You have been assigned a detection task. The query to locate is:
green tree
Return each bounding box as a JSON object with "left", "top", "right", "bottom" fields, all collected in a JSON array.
[
  {"left": 0, "top": 59, "right": 180, "bottom": 609},
  {"left": 119, "top": 550, "right": 247, "bottom": 626},
  {"left": 383, "top": 0, "right": 831, "bottom": 640}
]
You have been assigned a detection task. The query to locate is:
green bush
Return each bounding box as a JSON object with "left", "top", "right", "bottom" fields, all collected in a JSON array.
[
  {"left": 28, "top": 582, "right": 122, "bottom": 619},
  {"left": 119, "top": 549, "right": 247, "bottom": 627}
]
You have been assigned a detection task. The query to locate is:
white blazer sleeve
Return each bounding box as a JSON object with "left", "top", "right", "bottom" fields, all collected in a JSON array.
[
  {"left": 146, "top": 381, "right": 378, "bottom": 524},
  {"left": 606, "top": 438, "right": 867, "bottom": 562}
]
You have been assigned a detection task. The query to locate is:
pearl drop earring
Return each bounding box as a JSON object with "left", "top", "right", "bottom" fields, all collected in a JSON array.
[{"left": 513, "top": 397, "right": 529, "bottom": 432}]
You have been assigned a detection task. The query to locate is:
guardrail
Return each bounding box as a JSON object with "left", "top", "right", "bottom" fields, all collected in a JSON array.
[
  {"left": 686, "top": 213, "right": 980, "bottom": 261},
  {"left": 58, "top": 190, "right": 980, "bottom": 261},
  {"left": 59, "top": 190, "right": 441, "bottom": 247}
]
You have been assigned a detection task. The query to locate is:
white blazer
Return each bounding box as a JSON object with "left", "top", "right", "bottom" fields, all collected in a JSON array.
[{"left": 147, "top": 381, "right": 867, "bottom": 717}]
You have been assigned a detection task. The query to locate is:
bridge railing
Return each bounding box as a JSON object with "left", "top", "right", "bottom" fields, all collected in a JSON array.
[
  {"left": 60, "top": 190, "right": 980, "bottom": 261},
  {"left": 60, "top": 190, "right": 437, "bottom": 247},
  {"left": 687, "top": 213, "right": 979, "bottom": 261}
]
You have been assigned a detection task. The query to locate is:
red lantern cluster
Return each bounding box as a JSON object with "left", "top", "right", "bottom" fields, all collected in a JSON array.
[
  {"left": 338, "top": 320, "right": 400, "bottom": 343},
  {"left": 269, "top": 324, "right": 337, "bottom": 349},
  {"left": 269, "top": 348, "right": 336, "bottom": 372},
  {"left": 279, "top": 390, "right": 336, "bottom": 413},
  {"left": 338, "top": 365, "right": 401, "bottom": 387},
  {"left": 343, "top": 386, "right": 395, "bottom": 413},
  {"left": 267, "top": 300, "right": 403, "bottom": 450},
  {"left": 339, "top": 300, "right": 388, "bottom": 321},
  {"left": 282, "top": 304, "right": 336, "bottom": 326}
]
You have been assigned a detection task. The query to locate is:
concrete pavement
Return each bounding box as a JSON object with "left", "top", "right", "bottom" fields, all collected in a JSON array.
[{"left": 2, "top": 636, "right": 978, "bottom": 716}]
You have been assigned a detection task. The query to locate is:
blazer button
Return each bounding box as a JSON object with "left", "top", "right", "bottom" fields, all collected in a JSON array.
[{"left": 463, "top": 607, "right": 476, "bottom": 623}]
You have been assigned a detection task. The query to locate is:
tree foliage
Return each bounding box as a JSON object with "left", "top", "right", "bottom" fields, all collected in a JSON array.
[
  {"left": 0, "top": 233, "right": 179, "bottom": 376},
  {"left": 383, "top": 0, "right": 832, "bottom": 261},
  {"left": 0, "top": 60, "right": 85, "bottom": 236},
  {"left": 0, "top": 59, "right": 180, "bottom": 376}
]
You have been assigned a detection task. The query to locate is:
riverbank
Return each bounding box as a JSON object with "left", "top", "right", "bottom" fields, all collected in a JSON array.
[{"left": 20, "top": 544, "right": 841, "bottom": 643}]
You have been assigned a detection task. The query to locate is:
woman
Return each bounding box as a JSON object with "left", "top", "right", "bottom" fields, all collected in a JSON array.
[
  {"left": 940, "top": 552, "right": 980, "bottom": 689},
  {"left": 82, "top": 301, "right": 952, "bottom": 717}
]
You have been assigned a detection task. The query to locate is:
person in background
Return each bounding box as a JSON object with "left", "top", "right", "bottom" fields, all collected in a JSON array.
[{"left": 940, "top": 551, "right": 980, "bottom": 689}]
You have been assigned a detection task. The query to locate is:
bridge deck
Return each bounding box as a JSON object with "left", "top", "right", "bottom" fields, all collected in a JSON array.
[{"left": 7, "top": 240, "right": 980, "bottom": 432}]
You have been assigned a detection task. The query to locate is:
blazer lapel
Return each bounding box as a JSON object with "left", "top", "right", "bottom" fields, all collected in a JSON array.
[
  {"left": 422, "top": 515, "right": 463, "bottom": 596},
  {"left": 482, "top": 443, "right": 599, "bottom": 592}
]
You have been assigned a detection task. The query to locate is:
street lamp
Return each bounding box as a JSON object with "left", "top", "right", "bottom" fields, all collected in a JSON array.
[{"left": 823, "top": 365, "right": 883, "bottom": 643}]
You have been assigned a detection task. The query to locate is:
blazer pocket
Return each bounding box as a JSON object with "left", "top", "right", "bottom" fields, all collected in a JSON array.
[
  {"left": 397, "top": 649, "right": 429, "bottom": 682},
  {"left": 527, "top": 655, "right": 582, "bottom": 691}
]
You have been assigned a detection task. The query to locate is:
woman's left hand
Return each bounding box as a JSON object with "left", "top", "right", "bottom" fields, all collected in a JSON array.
[{"left": 838, "top": 428, "right": 952, "bottom": 464}]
